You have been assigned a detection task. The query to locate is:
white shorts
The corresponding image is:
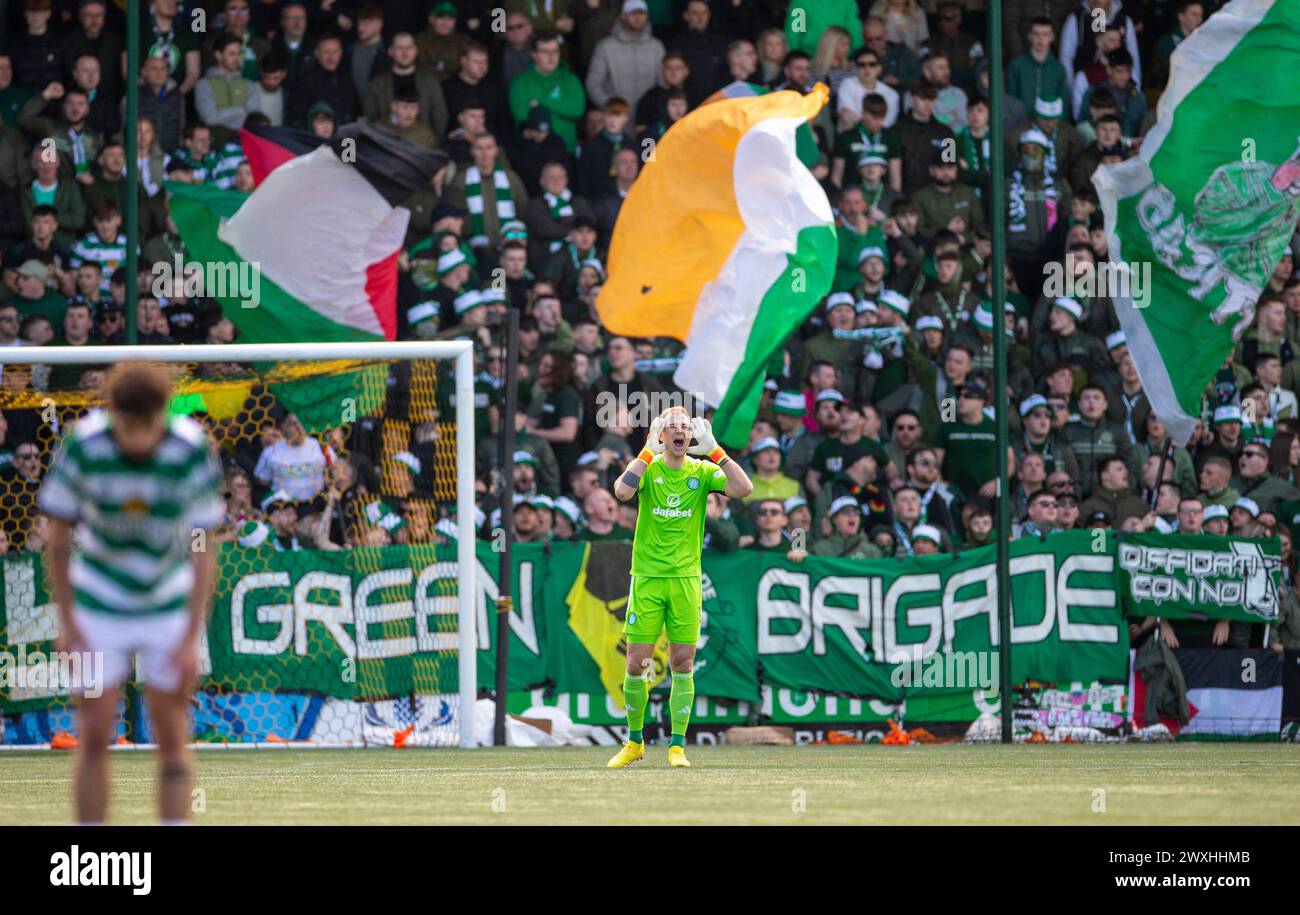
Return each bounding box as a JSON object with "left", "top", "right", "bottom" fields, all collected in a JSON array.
[{"left": 71, "top": 608, "right": 193, "bottom": 695}]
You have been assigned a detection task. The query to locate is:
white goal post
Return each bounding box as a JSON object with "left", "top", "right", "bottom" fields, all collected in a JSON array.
[{"left": 1, "top": 341, "right": 478, "bottom": 749}]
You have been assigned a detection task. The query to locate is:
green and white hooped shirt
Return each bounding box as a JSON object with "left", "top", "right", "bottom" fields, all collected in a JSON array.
[{"left": 38, "top": 410, "right": 224, "bottom": 616}]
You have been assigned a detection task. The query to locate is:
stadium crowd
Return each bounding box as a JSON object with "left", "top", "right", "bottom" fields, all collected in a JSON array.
[{"left": 0, "top": 0, "right": 1299, "bottom": 648}]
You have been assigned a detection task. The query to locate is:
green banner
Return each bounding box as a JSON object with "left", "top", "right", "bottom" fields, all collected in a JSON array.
[
  {"left": 267, "top": 363, "right": 388, "bottom": 435},
  {"left": 0, "top": 552, "right": 60, "bottom": 712},
  {"left": 209, "top": 543, "right": 462, "bottom": 700},
  {"left": 744, "top": 531, "right": 1130, "bottom": 700},
  {"left": 503, "top": 682, "right": 1128, "bottom": 731},
  {"left": 1, "top": 532, "right": 1281, "bottom": 712},
  {"left": 474, "top": 541, "right": 553, "bottom": 692},
  {"left": 541, "top": 542, "right": 760, "bottom": 703},
  {"left": 212, "top": 541, "right": 564, "bottom": 699},
  {"left": 1116, "top": 532, "right": 1282, "bottom": 623}
]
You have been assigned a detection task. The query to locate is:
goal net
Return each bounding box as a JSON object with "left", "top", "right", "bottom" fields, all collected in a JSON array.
[{"left": 0, "top": 341, "right": 477, "bottom": 748}]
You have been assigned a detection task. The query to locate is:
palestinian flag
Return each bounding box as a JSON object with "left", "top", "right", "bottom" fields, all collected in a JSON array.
[
  {"left": 1180, "top": 649, "right": 1282, "bottom": 739},
  {"left": 597, "top": 85, "right": 836, "bottom": 449},
  {"left": 238, "top": 123, "right": 325, "bottom": 186},
  {"left": 1133, "top": 648, "right": 1283, "bottom": 738},
  {"left": 168, "top": 120, "right": 446, "bottom": 342},
  {"left": 1095, "top": 0, "right": 1300, "bottom": 445}
]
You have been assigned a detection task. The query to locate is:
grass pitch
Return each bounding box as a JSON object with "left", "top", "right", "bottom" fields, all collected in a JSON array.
[{"left": 1, "top": 743, "right": 1297, "bottom": 825}]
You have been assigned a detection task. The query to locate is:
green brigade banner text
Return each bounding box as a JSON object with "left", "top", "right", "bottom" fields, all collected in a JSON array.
[{"left": 0, "top": 531, "right": 1281, "bottom": 711}]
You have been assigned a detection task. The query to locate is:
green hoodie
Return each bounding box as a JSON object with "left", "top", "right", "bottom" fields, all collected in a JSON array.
[
  {"left": 811, "top": 531, "right": 883, "bottom": 560},
  {"left": 1006, "top": 50, "right": 1069, "bottom": 117},
  {"left": 784, "top": 0, "right": 862, "bottom": 56},
  {"left": 508, "top": 64, "right": 587, "bottom": 153}
]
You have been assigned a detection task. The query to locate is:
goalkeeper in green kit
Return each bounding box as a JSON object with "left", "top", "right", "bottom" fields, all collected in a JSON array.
[{"left": 608, "top": 406, "right": 752, "bottom": 768}]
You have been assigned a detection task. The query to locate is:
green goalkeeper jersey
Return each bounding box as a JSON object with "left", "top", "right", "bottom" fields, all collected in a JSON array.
[
  {"left": 37, "top": 410, "right": 225, "bottom": 616},
  {"left": 631, "top": 455, "right": 728, "bottom": 577}
]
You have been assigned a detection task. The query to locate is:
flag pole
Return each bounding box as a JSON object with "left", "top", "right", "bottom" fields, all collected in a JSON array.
[
  {"left": 987, "top": 0, "right": 1014, "bottom": 743},
  {"left": 124, "top": 0, "right": 140, "bottom": 344},
  {"left": 494, "top": 308, "right": 519, "bottom": 746},
  {"left": 1149, "top": 439, "right": 1175, "bottom": 510}
]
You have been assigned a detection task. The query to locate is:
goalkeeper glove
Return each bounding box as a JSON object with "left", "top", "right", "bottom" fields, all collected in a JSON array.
[
  {"left": 688, "top": 417, "right": 728, "bottom": 465},
  {"left": 637, "top": 416, "right": 666, "bottom": 464}
]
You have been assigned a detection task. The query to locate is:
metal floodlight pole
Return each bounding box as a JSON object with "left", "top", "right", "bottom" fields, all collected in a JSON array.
[
  {"left": 124, "top": 0, "right": 140, "bottom": 344},
  {"left": 495, "top": 309, "right": 520, "bottom": 746},
  {"left": 987, "top": 0, "right": 1015, "bottom": 744}
]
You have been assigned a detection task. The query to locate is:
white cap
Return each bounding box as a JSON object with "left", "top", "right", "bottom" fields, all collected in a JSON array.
[
  {"left": 260, "top": 489, "right": 295, "bottom": 512},
  {"left": 879, "top": 289, "right": 910, "bottom": 315},
  {"left": 454, "top": 289, "right": 484, "bottom": 316},
  {"left": 1033, "top": 95, "right": 1065, "bottom": 120},
  {"left": 1233, "top": 497, "right": 1261, "bottom": 518},
  {"left": 553, "top": 495, "right": 584, "bottom": 525},
  {"left": 826, "top": 291, "right": 856, "bottom": 312},
  {"left": 1203, "top": 504, "right": 1229, "bottom": 521},
  {"left": 1052, "top": 297, "right": 1083, "bottom": 319},
  {"left": 829, "top": 495, "right": 860, "bottom": 515},
  {"left": 773, "top": 390, "right": 806, "bottom": 414},
  {"left": 914, "top": 315, "right": 944, "bottom": 332},
  {"left": 437, "top": 248, "right": 468, "bottom": 274},
  {"left": 1213, "top": 404, "right": 1242, "bottom": 425},
  {"left": 1105, "top": 330, "right": 1127, "bottom": 351},
  {"left": 1019, "top": 394, "right": 1049, "bottom": 417},
  {"left": 1019, "top": 127, "right": 1052, "bottom": 148},
  {"left": 912, "top": 524, "right": 943, "bottom": 546},
  {"left": 394, "top": 450, "right": 422, "bottom": 476},
  {"left": 236, "top": 520, "right": 270, "bottom": 548},
  {"left": 435, "top": 518, "right": 459, "bottom": 539}
]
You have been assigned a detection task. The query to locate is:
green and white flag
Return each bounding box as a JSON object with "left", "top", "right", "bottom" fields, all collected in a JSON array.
[
  {"left": 596, "top": 85, "right": 836, "bottom": 448},
  {"left": 1095, "top": 0, "right": 1300, "bottom": 445}
]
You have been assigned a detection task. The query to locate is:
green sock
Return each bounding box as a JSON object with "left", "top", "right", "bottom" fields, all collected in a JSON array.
[
  {"left": 669, "top": 671, "right": 695, "bottom": 748},
  {"left": 623, "top": 673, "right": 648, "bottom": 744}
]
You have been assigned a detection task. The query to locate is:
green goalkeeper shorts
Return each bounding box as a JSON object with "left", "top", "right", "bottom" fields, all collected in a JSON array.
[{"left": 624, "top": 576, "right": 701, "bottom": 645}]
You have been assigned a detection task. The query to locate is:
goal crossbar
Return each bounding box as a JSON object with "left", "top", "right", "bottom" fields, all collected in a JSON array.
[{"left": 4, "top": 340, "right": 479, "bottom": 748}]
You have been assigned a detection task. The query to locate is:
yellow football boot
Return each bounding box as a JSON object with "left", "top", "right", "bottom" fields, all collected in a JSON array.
[
  {"left": 607, "top": 740, "right": 645, "bottom": 768},
  {"left": 668, "top": 745, "right": 691, "bottom": 768}
]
